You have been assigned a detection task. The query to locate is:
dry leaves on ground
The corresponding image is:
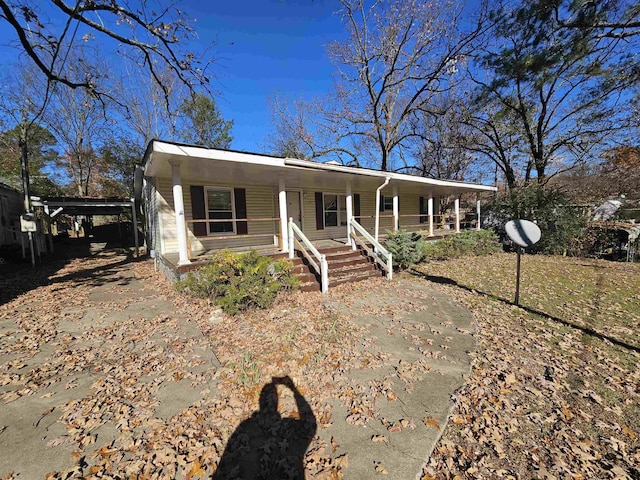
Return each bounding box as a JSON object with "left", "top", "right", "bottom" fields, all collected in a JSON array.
[
  {"left": 417, "top": 253, "right": 640, "bottom": 479},
  {"left": 3, "top": 250, "right": 444, "bottom": 479}
]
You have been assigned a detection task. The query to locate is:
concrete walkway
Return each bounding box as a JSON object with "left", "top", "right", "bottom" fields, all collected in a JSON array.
[
  {"left": 0, "top": 248, "right": 475, "bottom": 479},
  {"left": 324, "top": 278, "right": 476, "bottom": 479}
]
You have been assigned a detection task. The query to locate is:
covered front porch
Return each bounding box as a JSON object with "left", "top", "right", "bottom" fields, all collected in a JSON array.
[{"left": 143, "top": 141, "right": 496, "bottom": 269}]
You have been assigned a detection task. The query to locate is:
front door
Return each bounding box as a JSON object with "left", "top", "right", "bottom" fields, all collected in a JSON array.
[{"left": 286, "top": 191, "right": 302, "bottom": 229}]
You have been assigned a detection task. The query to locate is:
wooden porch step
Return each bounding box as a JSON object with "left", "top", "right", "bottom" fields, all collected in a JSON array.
[
  {"left": 329, "top": 262, "right": 378, "bottom": 279},
  {"left": 318, "top": 247, "right": 360, "bottom": 257},
  {"left": 267, "top": 242, "right": 388, "bottom": 292},
  {"left": 299, "top": 281, "right": 322, "bottom": 292},
  {"left": 329, "top": 268, "right": 384, "bottom": 287}
]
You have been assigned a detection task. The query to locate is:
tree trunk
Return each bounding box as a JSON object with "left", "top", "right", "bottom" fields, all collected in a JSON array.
[
  {"left": 381, "top": 149, "right": 388, "bottom": 172},
  {"left": 504, "top": 166, "right": 517, "bottom": 193},
  {"left": 19, "top": 125, "right": 32, "bottom": 213}
]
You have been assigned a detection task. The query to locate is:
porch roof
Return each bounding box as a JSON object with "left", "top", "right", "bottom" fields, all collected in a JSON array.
[{"left": 143, "top": 140, "right": 497, "bottom": 195}]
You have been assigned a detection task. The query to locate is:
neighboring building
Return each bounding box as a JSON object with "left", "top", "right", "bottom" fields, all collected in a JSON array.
[
  {"left": 0, "top": 182, "right": 23, "bottom": 249},
  {"left": 142, "top": 140, "right": 497, "bottom": 289}
]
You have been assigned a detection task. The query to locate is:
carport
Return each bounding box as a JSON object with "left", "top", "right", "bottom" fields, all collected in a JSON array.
[{"left": 30, "top": 196, "right": 140, "bottom": 256}]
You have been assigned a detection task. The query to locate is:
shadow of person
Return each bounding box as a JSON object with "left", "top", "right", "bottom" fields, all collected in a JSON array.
[{"left": 213, "top": 376, "right": 317, "bottom": 480}]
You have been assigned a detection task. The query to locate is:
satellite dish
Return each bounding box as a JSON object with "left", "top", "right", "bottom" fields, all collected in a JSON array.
[
  {"left": 505, "top": 220, "right": 541, "bottom": 248},
  {"left": 505, "top": 220, "right": 542, "bottom": 306}
]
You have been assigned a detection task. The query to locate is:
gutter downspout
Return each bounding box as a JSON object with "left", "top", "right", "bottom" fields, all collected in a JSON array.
[{"left": 375, "top": 177, "right": 391, "bottom": 242}]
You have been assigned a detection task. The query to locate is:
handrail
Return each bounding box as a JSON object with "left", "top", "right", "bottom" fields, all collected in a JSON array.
[
  {"left": 349, "top": 219, "right": 393, "bottom": 280},
  {"left": 288, "top": 218, "right": 329, "bottom": 293},
  {"left": 186, "top": 217, "right": 280, "bottom": 224}
]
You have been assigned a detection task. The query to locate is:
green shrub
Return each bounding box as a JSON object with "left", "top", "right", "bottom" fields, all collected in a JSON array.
[
  {"left": 174, "top": 249, "right": 298, "bottom": 314},
  {"left": 485, "top": 185, "right": 587, "bottom": 255},
  {"left": 420, "top": 230, "right": 502, "bottom": 261},
  {"left": 384, "top": 229, "right": 424, "bottom": 270}
]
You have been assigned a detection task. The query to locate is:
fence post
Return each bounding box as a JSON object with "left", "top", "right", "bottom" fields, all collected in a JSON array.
[{"left": 321, "top": 255, "right": 329, "bottom": 293}]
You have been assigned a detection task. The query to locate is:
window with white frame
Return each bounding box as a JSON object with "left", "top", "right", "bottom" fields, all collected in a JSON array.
[
  {"left": 323, "top": 194, "right": 347, "bottom": 228},
  {"left": 382, "top": 195, "right": 393, "bottom": 211},
  {"left": 206, "top": 187, "right": 235, "bottom": 234}
]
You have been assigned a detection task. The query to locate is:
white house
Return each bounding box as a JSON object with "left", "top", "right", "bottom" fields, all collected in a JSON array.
[{"left": 142, "top": 140, "right": 497, "bottom": 290}]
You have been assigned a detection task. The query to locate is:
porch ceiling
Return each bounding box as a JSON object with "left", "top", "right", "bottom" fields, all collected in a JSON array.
[{"left": 145, "top": 141, "right": 496, "bottom": 196}]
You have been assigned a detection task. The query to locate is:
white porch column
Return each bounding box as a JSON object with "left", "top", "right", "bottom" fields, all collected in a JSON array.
[
  {"left": 170, "top": 160, "right": 190, "bottom": 265},
  {"left": 392, "top": 186, "right": 399, "bottom": 232},
  {"left": 454, "top": 197, "right": 460, "bottom": 233},
  {"left": 278, "top": 178, "right": 289, "bottom": 252},
  {"left": 476, "top": 196, "right": 481, "bottom": 231},
  {"left": 346, "top": 181, "right": 354, "bottom": 248},
  {"left": 428, "top": 196, "right": 434, "bottom": 236}
]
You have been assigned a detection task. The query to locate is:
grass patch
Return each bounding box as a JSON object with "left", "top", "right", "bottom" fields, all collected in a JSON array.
[{"left": 418, "top": 253, "right": 640, "bottom": 479}]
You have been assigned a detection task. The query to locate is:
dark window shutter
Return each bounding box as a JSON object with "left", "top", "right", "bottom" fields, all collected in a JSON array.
[
  {"left": 190, "top": 185, "right": 207, "bottom": 236},
  {"left": 379, "top": 194, "right": 385, "bottom": 212},
  {"left": 234, "top": 188, "right": 248, "bottom": 235},
  {"left": 419, "top": 196, "right": 426, "bottom": 224},
  {"left": 354, "top": 194, "right": 361, "bottom": 219},
  {"left": 315, "top": 192, "right": 324, "bottom": 230}
]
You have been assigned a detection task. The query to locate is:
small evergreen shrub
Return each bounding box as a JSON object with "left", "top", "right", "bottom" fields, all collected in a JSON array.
[
  {"left": 420, "top": 230, "right": 502, "bottom": 261},
  {"left": 175, "top": 249, "right": 298, "bottom": 315},
  {"left": 384, "top": 229, "right": 424, "bottom": 270}
]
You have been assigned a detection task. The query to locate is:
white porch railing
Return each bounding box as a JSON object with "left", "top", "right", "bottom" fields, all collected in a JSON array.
[
  {"left": 349, "top": 219, "right": 393, "bottom": 280},
  {"left": 288, "top": 218, "right": 329, "bottom": 293}
]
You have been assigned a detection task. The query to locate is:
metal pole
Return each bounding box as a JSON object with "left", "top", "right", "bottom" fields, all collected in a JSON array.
[
  {"left": 514, "top": 245, "right": 521, "bottom": 306},
  {"left": 131, "top": 202, "right": 139, "bottom": 258},
  {"left": 44, "top": 204, "right": 54, "bottom": 253},
  {"left": 28, "top": 231, "right": 35, "bottom": 267}
]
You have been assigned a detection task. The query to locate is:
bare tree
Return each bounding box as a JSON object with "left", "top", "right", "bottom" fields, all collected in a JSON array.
[
  {"left": 461, "top": 101, "right": 529, "bottom": 191},
  {"left": 408, "top": 96, "right": 480, "bottom": 181},
  {"left": 0, "top": 0, "right": 211, "bottom": 103},
  {"left": 41, "top": 53, "right": 108, "bottom": 196},
  {"left": 266, "top": 93, "right": 359, "bottom": 162},
  {"left": 114, "top": 62, "right": 186, "bottom": 146},
  {"left": 0, "top": 61, "right": 57, "bottom": 209},
  {"left": 268, "top": 0, "right": 487, "bottom": 171}
]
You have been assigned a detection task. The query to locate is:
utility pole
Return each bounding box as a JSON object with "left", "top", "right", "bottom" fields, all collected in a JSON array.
[{"left": 19, "top": 121, "right": 35, "bottom": 267}]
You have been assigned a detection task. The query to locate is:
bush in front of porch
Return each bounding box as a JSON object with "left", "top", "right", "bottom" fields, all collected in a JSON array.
[
  {"left": 384, "top": 229, "right": 424, "bottom": 270},
  {"left": 385, "top": 229, "right": 502, "bottom": 270},
  {"left": 175, "top": 250, "right": 298, "bottom": 314},
  {"left": 420, "top": 230, "right": 502, "bottom": 261}
]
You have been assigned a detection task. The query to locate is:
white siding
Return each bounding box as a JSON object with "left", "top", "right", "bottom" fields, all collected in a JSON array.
[
  {"left": 153, "top": 175, "right": 442, "bottom": 255},
  {"left": 143, "top": 176, "right": 163, "bottom": 254},
  {"left": 157, "top": 177, "right": 177, "bottom": 254},
  {"left": 156, "top": 178, "right": 278, "bottom": 255}
]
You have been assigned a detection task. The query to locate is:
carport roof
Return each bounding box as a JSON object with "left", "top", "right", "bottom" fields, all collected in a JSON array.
[{"left": 30, "top": 196, "right": 134, "bottom": 216}]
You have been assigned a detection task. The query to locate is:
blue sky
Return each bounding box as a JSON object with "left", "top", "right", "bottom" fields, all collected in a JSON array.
[
  {"left": 190, "top": 0, "right": 344, "bottom": 152},
  {"left": 0, "top": 0, "right": 345, "bottom": 153}
]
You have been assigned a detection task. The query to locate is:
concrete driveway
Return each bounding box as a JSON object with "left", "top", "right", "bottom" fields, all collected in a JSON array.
[{"left": 0, "top": 246, "right": 474, "bottom": 479}]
